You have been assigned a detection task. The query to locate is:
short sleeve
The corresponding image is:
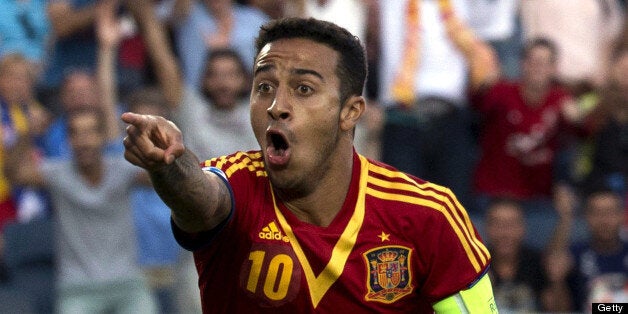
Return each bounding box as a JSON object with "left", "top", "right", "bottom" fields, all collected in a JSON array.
[{"left": 419, "top": 199, "right": 491, "bottom": 302}]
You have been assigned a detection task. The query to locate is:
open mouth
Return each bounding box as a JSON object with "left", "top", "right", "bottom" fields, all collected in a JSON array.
[{"left": 266, "top": 130, "right": 291, "bottom": 167}]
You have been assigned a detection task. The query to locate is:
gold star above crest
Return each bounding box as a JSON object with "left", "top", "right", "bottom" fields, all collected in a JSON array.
[{"left": 377, "top": 231, "right": 390, "bottom": 242}]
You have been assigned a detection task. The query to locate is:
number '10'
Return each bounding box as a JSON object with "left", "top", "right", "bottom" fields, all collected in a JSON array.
[{"left": 246, "top": 251, "right": 294, "bottom": 300}]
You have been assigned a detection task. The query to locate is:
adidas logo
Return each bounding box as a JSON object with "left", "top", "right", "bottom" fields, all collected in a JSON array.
[{"left": 258, "top": 221, "right": 290, "bottom": 242}]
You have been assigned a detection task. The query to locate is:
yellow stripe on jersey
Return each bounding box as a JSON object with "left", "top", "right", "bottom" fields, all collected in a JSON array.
[
  {"left": 205, "top": 151, "right": 267, "bottom": 178},
  {"left": 366, "top": 174, "right": 489, "bottom": 266},
  {"left": 366, "top": 163, "right": 489, "bottom": 272},
  {"left": 368, "top": 163, "right": 489, "bottom": 262}
]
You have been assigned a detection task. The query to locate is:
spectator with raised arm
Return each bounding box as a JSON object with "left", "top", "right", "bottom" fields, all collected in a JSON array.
[
  {"left": 171, "top": 0, "right": 268, "bottom": 88},
  {"left": 543, "top": 185, "right": 628, "bottom": 312},
  {"left": 97, "top": 1, "right": 201, "bottom": 311},
  {"left": 0, "top": 0, "right": 49, "bottom": 72},
  {"left": 454, "top": 6, "right": 592, "bottom": 247}
]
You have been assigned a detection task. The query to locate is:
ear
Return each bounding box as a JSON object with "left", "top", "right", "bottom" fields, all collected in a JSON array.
[{"left": 339, "top": 95, "right": 365, "bottom": 132}]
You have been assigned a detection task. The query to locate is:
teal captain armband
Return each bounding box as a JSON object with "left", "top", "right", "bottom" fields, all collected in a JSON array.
[{"left": 432, "top": 273, "right": 498, "bottom": 314}]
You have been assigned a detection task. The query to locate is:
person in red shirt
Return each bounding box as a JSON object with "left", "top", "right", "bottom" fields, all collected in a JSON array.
[
  {"left": 470, "top": 38, "right": 577, "bottom": 201},
  {"left": 456, "top": 29, "right": 587, "bottom": 248},
  {"left": 121, "top": 17, "right": 496, "bottom": 312}
]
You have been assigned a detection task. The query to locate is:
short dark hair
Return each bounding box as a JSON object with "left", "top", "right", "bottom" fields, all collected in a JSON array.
[
  {"left": 202, "top": 48, "right": 250, "bottom": 99},
  {"left": 523, "top": 37, "right": 559, "bottom": 63},
  {"left": 585, "top": 175, "right": 626, "bottom": 206},
  {"left": 485, "top": 197, "right": 523, "bottom": 217},
  {"left": 203, "top": 48, "right": 249, "bottom": 78},
  {"left": 125, "top": 87, "right": 170, "bottom": 117},
  {"left": 254, "top": 17, "right": 367, "bottom": 105}
]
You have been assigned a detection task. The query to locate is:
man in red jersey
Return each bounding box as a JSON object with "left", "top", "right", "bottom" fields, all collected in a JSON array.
[{"left": 122, "top": 17, "right": 497, "bottom": 313}]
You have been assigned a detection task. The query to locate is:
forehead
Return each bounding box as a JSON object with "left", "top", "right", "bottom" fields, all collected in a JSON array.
[
  {"left": 587, "top": 193, "right": 622, "bottom": 211},
  {"left": 0, "top": 60, "right": 26, "bottom": 72},
  {"left": 487, "top": 203, "right": 523, "bottom": 220},
  {"left": 526, "top": 46, "right": 553, "bottom": 59},
  {"left": 68, "top": 112, "right": 99, "bottom": 130},
  {"left": 254, "top": 38, "right": 339, "bottom": 75}
]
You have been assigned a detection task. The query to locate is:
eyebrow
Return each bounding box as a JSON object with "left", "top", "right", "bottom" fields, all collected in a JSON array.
[
  {"left": 254, "top": 64, "right": 274, "bottom": 77},
  {"left": 293, "top": 68, "right": 324, "bottom": 81},
  {"left": 253, "top": 64, "right": 324, "bottom": 82}
]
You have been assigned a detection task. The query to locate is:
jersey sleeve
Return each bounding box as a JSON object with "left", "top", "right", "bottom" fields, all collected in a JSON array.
[
  {"left": 419, "top": 188, "right": 492, "bottom": 302},
  {"left": 171, "top": 151, "right": 265, "bottom": 251}
]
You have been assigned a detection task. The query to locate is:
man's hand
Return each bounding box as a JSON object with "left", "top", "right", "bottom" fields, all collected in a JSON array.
[{"left": 121, "top": 112, "right": 185, "bottom": 170}]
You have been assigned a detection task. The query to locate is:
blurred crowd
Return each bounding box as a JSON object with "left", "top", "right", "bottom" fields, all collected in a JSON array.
[{"left": 0, "top": 0, "right": 626, "bottom": 313}]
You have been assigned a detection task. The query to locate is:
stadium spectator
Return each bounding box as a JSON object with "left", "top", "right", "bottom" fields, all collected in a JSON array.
[
  {"left": 584, "top": 43, "right": 628, "bottom": 199},
  {"left": 5, "top": 105, "right": 157, "bottom": 313},
  {"left": 39, "top": 69, "right": 122, "bottom": 159},
  {"left": 97, "top": 1, "right": 202, "bottom": 311},
  {"left": 466, "top": 0, "right": 522, "bottom": 80},
  {"left": 0, "top": 0, "right": 49, "bottom": 71},
  {"left": 171, "top": 0, "right": 268, "bottom": 88},
  {"left": 0, "top": 53, "right": 49, "bottom": 312},
  {"left": 378, "top": 0, "right": 477, "bottom": 212},
  {"left": 7, "top": 102, "right": 154, "bottom": 313},
  {"left": 484, "top": 198, "right": 547, "bottom": 312},
  {"left": 42, "top": 0, "right": 149, "bottom": 103},
  {"left": 458, "top": 26, "right": 592, "bottom": 247},
  {"left": 174, "top": 48, "right": 258, "bottom": 159},
  {"left": 520, "top": 0, "right": 624, "bottom": 89},
  {"left": 0, "top": 54, "right": 30, "bottom": 229},
  {"left": 543, "top": 187, "right": 628, "bottom": 312}
]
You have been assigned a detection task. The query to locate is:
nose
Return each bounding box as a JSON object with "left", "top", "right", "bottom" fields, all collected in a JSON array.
[{"left": 267, "top": 88, "right": 291, "bottom": 120}]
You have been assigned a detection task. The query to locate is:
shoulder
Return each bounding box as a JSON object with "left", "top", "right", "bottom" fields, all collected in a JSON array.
[
  {"left": 201, "top": 150, "right": 266, "bottom": 180},
  {"left": 180, "top": 86, "right": 208, "bottom": 109},
  {"left": 364, "top": 158, "right": 479, "bottom": 239},
  {"left": 364, "top": 159, "right": 463, "bottom": 217},
  {"left": 39, "top": 158, "right": 68, "bottom": 175},
  {"left": 105, "top": 156, "right": 140, "bottom": 178},
  {"left": 547, "top": 84, "right": 573, "bottom": 103},
  {"left": 485, "top": 80, "right": 518, "bottom": 96},
  {"left": 569, "top": 241, "right": 590, "bottom": 257}
]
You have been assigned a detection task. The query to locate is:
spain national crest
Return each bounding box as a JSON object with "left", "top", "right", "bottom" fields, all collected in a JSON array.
[{"left": 363, "top": 246, "right": 413, "bottom": 303}]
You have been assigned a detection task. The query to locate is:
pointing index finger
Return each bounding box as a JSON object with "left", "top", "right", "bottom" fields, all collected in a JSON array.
[{"left": 121, "top": 112, "right": 149, "bottom": 129}]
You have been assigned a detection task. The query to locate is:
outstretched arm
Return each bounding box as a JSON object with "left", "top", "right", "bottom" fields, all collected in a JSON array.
[
  {"left": 121, "top": 112, "right": 231, "bottom": 233},
  {"left": 96, "top": 0, "right": 123, "bottom": 143},
  {"left": 4, "top": 136, "right": 45, "bottom": 188},
  {"left": 124, "top": 0, "right": 183, "bottom": 108},
  {"left": 438, "top": 0, "right": 501, "bottom": 92},
  {"left": 47, "top": 1, "right": 98, "bottom": 39}
]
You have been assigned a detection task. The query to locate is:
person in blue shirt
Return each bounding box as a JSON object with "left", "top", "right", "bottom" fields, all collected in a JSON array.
[
  {"left": 0, "top": 0, "right": 49, "bottom": 66},
  {"left": 173, "top": 0, "right": 269, "bottom": 88}
]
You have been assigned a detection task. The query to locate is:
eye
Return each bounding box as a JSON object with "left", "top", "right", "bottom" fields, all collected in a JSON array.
[
  {"left": 256, "top": 82, "right": 274, "bottom": 94},
  {"left": 296, "top": 85, "right": 313, "bottom": 95}
]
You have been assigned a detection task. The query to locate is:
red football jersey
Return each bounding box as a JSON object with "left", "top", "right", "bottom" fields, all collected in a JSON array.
[
  {"left": 174, "top": 151, "right": 490, "bottom": 313},
  {"left": 471, "top": 81, "right": 572, "bottom": 199}
]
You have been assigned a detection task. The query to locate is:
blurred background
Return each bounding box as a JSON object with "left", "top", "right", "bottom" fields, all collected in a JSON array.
[{"left": 0, "top": 0, "right": 626, "bottom": 313}]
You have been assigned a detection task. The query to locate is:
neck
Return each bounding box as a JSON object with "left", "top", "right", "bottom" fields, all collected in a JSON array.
[
  {"left": 591, "top": 237, "right": 622, "bottom": 254},
  {"left": 492, "top": 250, "right": 519, "bottom": 280},
  {"left": 277, "top": 147, "right": 355, "bottom": 227},
  {"left": 76, "top": 160, "right": 103, "bottom": 186},
  {"left": 522, "top": 84, "right": 548, "bottom": 107}
]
